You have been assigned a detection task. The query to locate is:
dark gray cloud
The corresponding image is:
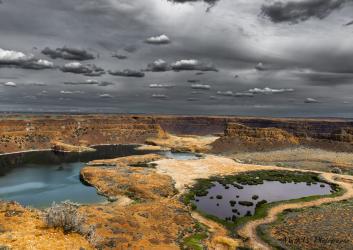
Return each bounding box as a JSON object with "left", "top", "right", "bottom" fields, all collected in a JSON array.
[
  {"left": 60, "top": 62, "right": 105, "bottom": 76},
  {"left": 344, "top": 20, "right": 353, "bottom": 26},
  {"left": 0, "top": 48, "right": 54, "bottom": 70},
  {"left": 123, "top": 45, "right": 139, "bottom": 53},
  {"left": 146, "top": 59, "right": 170, "bottom": 72},
  {"left": 42, "top": 47, "right": 95, "bottom": 60},
  {"left": 108, "top": 69, "right": 145, "bottom": 77},
  {"left": 187, "top": 79, "right": 200, "bottom": 83},
  {"left": 296, "top": 70, "right": 353, "bottom": 86},
  {"left": 255, "top": 62, "right": 266, "bottom": 71},
  {"left": 0, "top": 0, "right": 352, "bottom": 117},
  {"left": 262, "top": 0, "right": 349, "bottom": 24},
  {"left": 112, "top": 53, "right": 128, "bottom": 60}
]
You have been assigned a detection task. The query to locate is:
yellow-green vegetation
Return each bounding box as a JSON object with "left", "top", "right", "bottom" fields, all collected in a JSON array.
[{"left": 182, "top": 233, "right": 208, "bottom": 250}]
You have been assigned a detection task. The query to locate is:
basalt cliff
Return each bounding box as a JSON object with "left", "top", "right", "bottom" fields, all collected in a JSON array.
[{"left": 1, "top": 114, "right": 353, "bottom": 153}]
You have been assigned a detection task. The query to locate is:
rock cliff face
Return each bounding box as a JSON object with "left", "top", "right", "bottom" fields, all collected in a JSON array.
[
  {"left": 0, "top": 115, "right": 166, "bottom": 153},
  {"left": 212, "top": 123, "right": 300, "bottom": 153},
  {"left": 212, "top": 119, "right": 353, "bottom": 153},
  {"left": 1, "top": 114, "right": 353, "bottom": 153}
]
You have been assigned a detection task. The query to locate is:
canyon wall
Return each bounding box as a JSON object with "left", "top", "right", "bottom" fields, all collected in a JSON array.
[
  {"left": 0, "top": 114, "right": 353, "bottom": 153},
  {"left": 0, "top": 115, "right": 165, "bottom": 153}
]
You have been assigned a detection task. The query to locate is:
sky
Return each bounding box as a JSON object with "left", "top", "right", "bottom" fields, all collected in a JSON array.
[{"left": 0, "top": 0, "right": 353, "bottom": 117}]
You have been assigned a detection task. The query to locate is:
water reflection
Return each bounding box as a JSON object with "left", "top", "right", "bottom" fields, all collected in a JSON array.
[
  {"left": 193, "top": 181, "right": 332, "bottom": 220},
  {"left": 0, "top": 145, "right": 150, "bottom": 208}
]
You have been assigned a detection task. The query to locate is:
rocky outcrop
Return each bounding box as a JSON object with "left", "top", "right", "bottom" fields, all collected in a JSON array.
[
  {"left": 0, "top": 115, "right": 166, "bottom": 153},
  {"left": 213, "top": 119, "right": 353, "bottom": 153},
  {"left": 212, "top": 123, "right": 300, "bottom": 153},
  {"left": 51, "top": 141, "right": 96, "bottom": 153},
  {"left": 145, "top": 133, "right": 218, "bottom": 153},
  {"left": 78, "top": 154, "right": 198, "bottom": 249}
]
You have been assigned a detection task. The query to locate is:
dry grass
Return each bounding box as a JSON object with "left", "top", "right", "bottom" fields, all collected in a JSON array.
[
  {"left": 231, "top": 147, "right": 353, "bottom": 174},
  {"left": 43, "top": 201, "right": 85, "bottom": 234},
  {"left": 146, "top": 133, "right": 218, "bottom": 153}
]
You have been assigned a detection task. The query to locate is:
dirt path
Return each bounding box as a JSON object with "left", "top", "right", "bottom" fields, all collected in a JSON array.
[{"left": 237, "top": 172, "right": 353, "bottom": 250}]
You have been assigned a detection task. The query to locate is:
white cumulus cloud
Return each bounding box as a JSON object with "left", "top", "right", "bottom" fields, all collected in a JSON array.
[{"left": 145, "top": 34, "right": 171, "bottom": 44}]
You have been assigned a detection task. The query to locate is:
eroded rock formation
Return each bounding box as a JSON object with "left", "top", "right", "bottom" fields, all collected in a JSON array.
[{"left": 1, "top": 114, "right": 353, "bottom": 154}]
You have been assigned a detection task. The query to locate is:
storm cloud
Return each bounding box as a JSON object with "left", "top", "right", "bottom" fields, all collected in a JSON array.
[
  {"left": 108, "top": 69, "right": 145, "bottom": 77},
  {"left": 61, "top": 62, "right": 105, "bottom": 76},
  {"left": 42, "top": 47, "right": 95, "bottom": 60},
  {"left": 112, "top": 53, "right": 128, "bottom": 60},
  {"left": 0, "top": 48, "right": 54, "bottom": 70},
  {"left": 262, "top": 0, "right": 349, "bottom": 23},
  {"left": 0, "top": 0, "right": 353, "bottom": 116},
  {"left": 146, "top": 59, "right": 171, "bottom": 72}
]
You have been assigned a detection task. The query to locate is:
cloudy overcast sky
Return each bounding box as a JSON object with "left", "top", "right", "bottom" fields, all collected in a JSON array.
[{"left": 0, "top": 0, "right": 353, "bottom": 117}]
